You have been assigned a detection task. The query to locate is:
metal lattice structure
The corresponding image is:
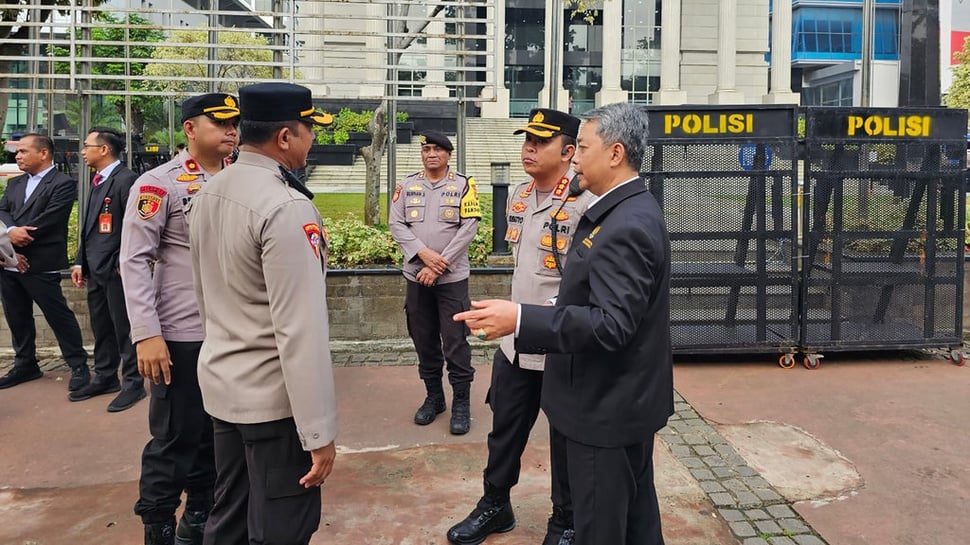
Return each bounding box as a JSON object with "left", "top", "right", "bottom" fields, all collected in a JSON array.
[
  {"left": 643, "top": 105, "right": 801, "bottom": 355},
  {"left": 0, "top": 0, "right": 495, "bottom": 140},
  {"left": 801, "top": 107, "right": 967, "bottom": 356}
]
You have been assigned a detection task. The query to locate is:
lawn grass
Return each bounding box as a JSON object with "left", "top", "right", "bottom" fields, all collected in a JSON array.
[{"left": 312, "top": 193, "right": 389, "bottom": 222}]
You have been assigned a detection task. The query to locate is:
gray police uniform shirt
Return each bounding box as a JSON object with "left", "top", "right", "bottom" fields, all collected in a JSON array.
[
  {"left": 121, "top": 150, "right": 221, "bottom": 343},
  {"left": 389, "top": 168, "right": 481, "bottom": 284},
  {"left": 0, "top": 220, "right": 18, "bottom": 267},
  {"left": 186, "top": 151, "right": 337, "bottom": 452},
  {"left": 500, "top": 175, "right": 593, "bottom": 371}
]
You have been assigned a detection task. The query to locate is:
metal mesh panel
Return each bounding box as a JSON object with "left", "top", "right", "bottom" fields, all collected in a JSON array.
[
  {"left": 801, "top": 107, "right": 967, "bottom": 350},
  {"left": 644, "top": 106, "right": 800, "bottom": 354}
]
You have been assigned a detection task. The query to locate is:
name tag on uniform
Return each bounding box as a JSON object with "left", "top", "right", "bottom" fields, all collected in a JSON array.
[{"left": 98, "top": 213, "right": 113, "bottom": 234}]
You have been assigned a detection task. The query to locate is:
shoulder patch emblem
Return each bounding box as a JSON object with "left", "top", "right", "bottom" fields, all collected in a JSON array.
[
  {"left": 136, "top": 186, "right": 165, "bottom": 220},
  {"left": 393, "top": 184, "right": 402, "bottom": 202},
  {"left": 303, "top": 223, "right": 322, "bottom": 259},
  {"left": 176, "top": 173, "right": 199, "bottom": 182}
]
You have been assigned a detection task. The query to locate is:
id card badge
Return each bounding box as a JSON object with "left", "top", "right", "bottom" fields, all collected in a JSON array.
[{"left": 98, "top": 213, "right": 113, "bottom": 234}]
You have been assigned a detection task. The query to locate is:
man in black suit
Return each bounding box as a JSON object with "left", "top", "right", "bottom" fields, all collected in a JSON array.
[
  {"left": 69, "top": 127, "right": 144, "bottom": 411},
  {"left": 455, "top": 102, "right": 673, "bottom": 544},
  {"left": 0, "top": 133, "right": 90, "bottom": 391}
]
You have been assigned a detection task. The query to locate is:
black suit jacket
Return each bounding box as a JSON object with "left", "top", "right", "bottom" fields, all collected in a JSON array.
[
  {"left": 516, "top": 178, "right": 674, "bottom": 448},
  {"left": 0, "top": 168, "right": 77, "bottom": 273},
  {"left": 75, "top": 164, "right": 139, "bottom": 278}
]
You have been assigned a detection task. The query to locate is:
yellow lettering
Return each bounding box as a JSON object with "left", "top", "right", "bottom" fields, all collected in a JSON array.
[
  {"left": 683, "top": 114, "right": 701, "bottom": 134},
  {"left": 702, "top": 115, "right": 719, "bottom": 134},
  {"left": 664, "top": 114, "right": 680, "bottom": 134},
  {"left": 847, "top": 116, "right": 863, "bottom": 136},
  {"left": 747, "top": 114, "right": 754, "bottom": 133},
  {"left": 727, "top": 113, "right": 745, "bottom": 133},
  {"left": 864, "top": 116, "right": 881, "bottom": 136},
  {"left": 922, "top": 116, "right": 931, "bottom": 137}
]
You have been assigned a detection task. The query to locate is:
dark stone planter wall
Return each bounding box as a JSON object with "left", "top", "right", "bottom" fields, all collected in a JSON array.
[{"left": 0, "top": 270, "right": 513, "bottom": 348}]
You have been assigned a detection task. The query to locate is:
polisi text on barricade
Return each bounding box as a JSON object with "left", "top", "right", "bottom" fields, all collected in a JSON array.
[
  {"left": 663, "top": 113, "right": 754, "bottom": 135},
  {"left": 846, "top": 115, "right": 931, "bottom": 137}
]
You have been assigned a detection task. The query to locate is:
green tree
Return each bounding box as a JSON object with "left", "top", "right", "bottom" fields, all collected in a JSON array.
[
  {"left": 51, "top": 12, "right": 165, "bottom": 135},
  {"left": 143, "top": 29, "right": 294, "bottom": 95},
  {"left": 945, "top": 37, "right": 970, "bottom": 111}
]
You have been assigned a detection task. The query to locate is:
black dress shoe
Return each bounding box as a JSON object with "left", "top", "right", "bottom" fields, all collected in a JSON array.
[
  {"left": 68, "top": 379, "right": 120, "bottom": 402},
  {"left": 542, "top": 528, "right": 575, "bottom": 545},
  {"left": 68, "top": 367, "right": 91, "bottom": 392},
  {"left": 0, "top": 367, "right": 43, "bottom": 389},
  {"left": 107, "top": 388, "right": 147, "bottom": 412},
  {"left": 447, "top": 496, "right": 515, "bottom": 545}
]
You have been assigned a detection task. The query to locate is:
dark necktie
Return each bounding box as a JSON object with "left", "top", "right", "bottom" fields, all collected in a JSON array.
[{"left": 92, "top": 173, "right": 103, "bottom": 186}]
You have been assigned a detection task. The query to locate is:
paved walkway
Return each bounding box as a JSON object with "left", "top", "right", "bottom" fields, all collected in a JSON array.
[{"left": 1, "top": 342, "right": 966, "bottom": 545}]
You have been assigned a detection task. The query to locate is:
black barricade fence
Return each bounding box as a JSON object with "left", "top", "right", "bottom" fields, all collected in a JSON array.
[
  {"left": 802, "top": 107, "right": 967, "bottom": 354},
  {"left": 643, "top": 105, "right": 800, "bottom": 354}
]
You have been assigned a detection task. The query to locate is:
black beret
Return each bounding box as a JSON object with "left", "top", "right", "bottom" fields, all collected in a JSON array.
[
  {"left": 238, "top": 82, "right": 334, "bottom": 126},
  {"left": 514, "top": 108, "right": 581, "bottom": 139},
  {"left": 181, "top": 93, "right": 240, "bottom": 123},
  {"left": 418, "top": 130, "right": 453, "bottom": 152}
]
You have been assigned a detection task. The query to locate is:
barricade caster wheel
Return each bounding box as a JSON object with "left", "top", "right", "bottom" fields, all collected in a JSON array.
[
  {"left": 779, "top": 354, "right": 796, "bottom": 369},
  {"left": 949, "top": 350, "right": 966, "bottom": 367},
  {"left": 803, "top": 354, "right": 823, "bottom": 369}
]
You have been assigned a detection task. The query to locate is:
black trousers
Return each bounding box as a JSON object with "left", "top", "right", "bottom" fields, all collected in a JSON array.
[
  {"left": 134, "top": 341, "right": 215, "bottom": 523},
  {"left": 552, "top": 427, "right": 664, "bottom": 545},
  {"left": 204, "top": 417, "right": 321, "bottom": 545},
  {"left": 404, "top": 278, "right": 474, "bottom": 385},
  {"left": 0, "top": 270, "right": 87, "bottom": 371},
  {"left": 484, "top": 350, "right": 569, "bottom": 511},
  {"left": 86, "top": 272, "right": 141, "bottom": 390}
]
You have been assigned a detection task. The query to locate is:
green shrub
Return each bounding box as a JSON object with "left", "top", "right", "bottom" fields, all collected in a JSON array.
[
  {"left": 319, "top": 198, "right": 495, "bottom": 268},
  {"left": 396, "top": 111, "right": 409, "bottom": 123}
]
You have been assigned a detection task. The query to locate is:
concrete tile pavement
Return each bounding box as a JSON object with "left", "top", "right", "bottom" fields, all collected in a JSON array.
[{"left": 0, "top": 345, "right": 965, "bottom": 545}]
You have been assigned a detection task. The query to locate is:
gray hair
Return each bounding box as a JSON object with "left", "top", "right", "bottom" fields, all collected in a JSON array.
[{"left": 580, "top": 103, "right": 649, "bottom": 172}]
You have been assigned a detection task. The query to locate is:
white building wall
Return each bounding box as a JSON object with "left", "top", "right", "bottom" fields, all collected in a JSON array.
[{"left": 678, "top": 0, "right": 769, "bottom": 104}]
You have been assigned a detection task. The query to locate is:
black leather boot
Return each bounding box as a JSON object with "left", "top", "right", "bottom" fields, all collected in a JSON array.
[
  {"left": 541, "top": 504, "right": 575, "bottom": 545},
  {"left": 174, "top": 510, "right": 208, "bottom": 545},
  {"left": 414, "top": 379, "right": 447, "bottom": 425},
  {"left": 144, "top": 520, "right": 176, "bottom": 545},
  {"left": 450, "top": 382, "right": 471, "bottom": 435},
  {"left": 446, "top": 482, "right": 515, "bottom": 544}
]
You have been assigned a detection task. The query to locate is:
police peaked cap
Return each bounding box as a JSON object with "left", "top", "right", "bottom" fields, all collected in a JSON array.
[
  {"left": 181, "top": 93, "right": 241, "bottom": 123},
  {"left": 418, "top": 130, "right": 453, "bottom": 152},
  {"left": 238, "top": 82, "right": 334, "bottom": 126},
  {"left": 514, "top": 108, "right": 580, "bottom": 139}
]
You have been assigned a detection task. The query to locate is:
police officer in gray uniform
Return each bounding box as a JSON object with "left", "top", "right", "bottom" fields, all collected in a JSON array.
[
  {"left": 389, "top": 131, "right": 481, "bottom": 435},
  {"left": 187, "top": 82, "right": 337, "bottom": 545},
  {"left": 447, "top": 109, "right": 592, "bottom": 545},
  {"left": 120, "top": 93, "right": 240, "bottom": 545}
]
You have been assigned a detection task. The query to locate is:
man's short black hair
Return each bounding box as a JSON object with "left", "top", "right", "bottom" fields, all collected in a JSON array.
[
  {"left": 21, "top": 133, "right": 54, "bottom": 154},
  {"left": 89, "top": 127, "right": 126, "bottom": 158}
]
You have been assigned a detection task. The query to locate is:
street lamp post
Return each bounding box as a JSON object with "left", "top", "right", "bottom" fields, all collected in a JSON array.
[{"left": 490, "top": 161, "right": 511, "bottom": 255}]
